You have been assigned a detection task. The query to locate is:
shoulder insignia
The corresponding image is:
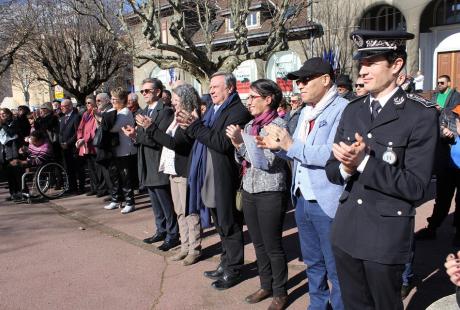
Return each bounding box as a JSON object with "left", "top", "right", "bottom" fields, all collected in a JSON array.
[
  {"left": 393, "top": 96, "right": 405, "bottom": 105},
  {"left": 406, "top": 93, "right": 437, "bottom": 108}
]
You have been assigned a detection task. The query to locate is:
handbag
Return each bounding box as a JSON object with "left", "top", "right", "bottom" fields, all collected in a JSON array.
[{"left": 235, "top": 180, "right": 243, "bottom": 212}]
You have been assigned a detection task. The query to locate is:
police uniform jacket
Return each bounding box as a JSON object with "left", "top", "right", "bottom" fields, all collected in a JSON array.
[{"left": 325, "top": 87, "right": 438, "bottom": 264}]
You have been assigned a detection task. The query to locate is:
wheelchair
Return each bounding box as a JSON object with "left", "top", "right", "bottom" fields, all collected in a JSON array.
[{"left": 21, "top": 162, "right": 69, "bottom": 203}]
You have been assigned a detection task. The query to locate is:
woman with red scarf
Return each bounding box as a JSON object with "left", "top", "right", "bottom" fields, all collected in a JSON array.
[
  {"left": 226, "top": 79, "right": 289, "bottom": 309},
  {"left": 75, "top": 96, "right": 99, "bottom": 196}
]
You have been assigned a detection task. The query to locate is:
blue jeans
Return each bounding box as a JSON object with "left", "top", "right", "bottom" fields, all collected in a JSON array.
[{"left": 295, "top": 196, "right": 344, "bottom": 310}]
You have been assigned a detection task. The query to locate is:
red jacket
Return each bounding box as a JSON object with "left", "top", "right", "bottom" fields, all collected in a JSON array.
[{"left": 76, "top": 111, "right": 97, "bottom": 156}]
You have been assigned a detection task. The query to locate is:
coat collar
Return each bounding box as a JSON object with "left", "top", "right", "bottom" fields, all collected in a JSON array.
[{"left": 361, "top": 87, "right": 406, "bottom": 131}]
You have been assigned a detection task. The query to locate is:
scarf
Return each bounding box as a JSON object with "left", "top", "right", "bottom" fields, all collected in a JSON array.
[
  {"left": 188, "top": 92, "right": 237, "bottom": 228},
  {"left": 242, "top": 109, "right": 277, "bottom": 175},
  {"left": 298, "top": 85, "right": 338, "bottom": 142},
  {"left": 158, "top": 117, "right": 178, "bottom": 175}
]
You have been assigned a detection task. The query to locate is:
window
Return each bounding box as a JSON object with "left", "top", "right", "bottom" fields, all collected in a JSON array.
[
  {"left": 359, "top": 5, "right": 406, "bottom": 31},
  {"left": 228, "top": 12, "right": 259, "bottom": 31},
  {"left": 435, "top": 0, "right": 460, "bottom": 26}
]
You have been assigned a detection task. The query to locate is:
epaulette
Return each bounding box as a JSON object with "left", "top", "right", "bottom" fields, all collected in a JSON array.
[
  {"left": 406, "top": 93, "right": 437, "bottom": 108},
  {"left": 347, "top": 94, "right": 367, "bottom": 105}
]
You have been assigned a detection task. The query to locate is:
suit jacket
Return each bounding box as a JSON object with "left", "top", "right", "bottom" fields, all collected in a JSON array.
[
  {"left": 186, "top": 93, "right": 252, "bottom": 229},
  {"left": 325, "top": 88, "right": 439, "bottom": 264},
  {"left": 284, "top": 107, "right": 304, "bottom": 135},
  {"left": 281, "top": 94, "right": 348, "bottom": 218},
  {"left": 59, "top": 112, "right": 81, "bottom": 152},
  {"left": 136, "top": 100, "right": 174, "bottom": 187}
]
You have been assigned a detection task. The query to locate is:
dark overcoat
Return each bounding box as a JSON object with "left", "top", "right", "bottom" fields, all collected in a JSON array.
[
  {"left": 186, "top": 94, "right": 252, "bottom": 231},
  {"left": 136, "top": 100, "right": 174, "bottom": 187},
  {"left": 325, "top": 88, "right": 439, "bottom": 264}
]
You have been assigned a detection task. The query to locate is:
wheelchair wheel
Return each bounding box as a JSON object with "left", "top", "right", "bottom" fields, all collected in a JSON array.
[{"left": 36, "top": 163, "right": 69, "bottom": 199}]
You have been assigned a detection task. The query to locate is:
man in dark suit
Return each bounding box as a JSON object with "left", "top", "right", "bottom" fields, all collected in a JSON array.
[
  {"left": 325, "top": 30, "right": 438, "bottom": 309},
  {"left": 122, "top": 78, "right": 178, "bottom": 251},
  {"left": 59, "top": 99, "right": 84, "bottom": 194},
  {"left": 176, "top": 72, "right": 252, "bottom": 290}
]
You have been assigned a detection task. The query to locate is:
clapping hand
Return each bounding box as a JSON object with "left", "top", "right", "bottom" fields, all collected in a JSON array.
[
  {"left": 256, "top": 124, "right": 292, "bottom": 151},
  {"left": 445, "top": 251, "right": 460, "bottom": 286},
  {"left": 176, "top": 109, "right": 198, "bottom": 129},
  {"left": 332, "top": 132, "right": 367, "bottom": 174},
  {"left": 122, "top": 125, "right": 136, "bottom": 139},
  {"left": 135, "top": 114, "right": 152, "bottom": 129},
  {"left": 225, "top": 125, "right": 243, "bottom": 148}
]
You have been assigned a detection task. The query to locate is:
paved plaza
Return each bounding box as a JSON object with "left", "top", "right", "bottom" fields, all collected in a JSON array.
[{"left": 0, "top": 182, "right": 458, "bottom": 309}]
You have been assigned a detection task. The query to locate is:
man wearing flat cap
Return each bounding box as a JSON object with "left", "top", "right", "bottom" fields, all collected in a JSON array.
[
  {"left": 258, "top": 56, "right": 348, "bottom": 309},
  {"left": 325, "top": 30, "right": 439, "bottom": 309}
]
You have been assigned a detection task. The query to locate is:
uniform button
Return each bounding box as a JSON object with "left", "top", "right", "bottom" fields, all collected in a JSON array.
[
  {"left": 367, "top": 133, "right": 372, "bottom": 139},
  {"left": 298, "top": 170, "right": 301, "bottom": 173},
  {"left": 397, "top": 211, "right": 402, "bottom": 215},
  {"left": 357, "top": 199, "right": 363, "bottom": 205}
]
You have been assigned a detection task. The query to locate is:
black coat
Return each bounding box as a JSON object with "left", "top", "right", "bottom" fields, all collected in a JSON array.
[
  {"left": 59, "top": 112, "right": 81, "bottom": 153},
  {"left": 146, "top": 124, "right": 194, "bottom": 178},
  {"left": 325, "top": 88, "right": 439, "bottom": 265},
  {"left": 186, "top": 93, "right": 252, "bottom": 229},
  {"left": 136, "top": 100, "right": 174, "bottom": 187},
  {"left": 35, "top": 113, "right": 60, "bottom": 143},
  {"left": 0, "top": 119, "right": 20, "bottom": 163}
]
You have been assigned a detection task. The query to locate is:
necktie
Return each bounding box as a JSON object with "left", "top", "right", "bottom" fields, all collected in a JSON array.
[
  {"left": 65, "top": 115, "right": 70, "bottom": 124},
  {"left": 370, "top": 100, "right": 381, "bottom": 121}
]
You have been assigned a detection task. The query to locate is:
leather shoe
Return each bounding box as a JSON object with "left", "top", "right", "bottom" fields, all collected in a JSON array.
[
  {"left": 86, "top": 191, "right": 97, "bottom": 196},
  {"left": 143, "top": 233, "right": 166, "bottom": 244},
  {"left": 268, "top": 296, "right": 288, "bottom": 310},
  {"left": 203, "top": 265, "right": 224, "bottom": 280},
  {"left": 96, "top": 191, "right": 108, "bottom": 198},
  {"left": 211, "top": 272, "right": 241, "bottom": 290},
  {"left": 158, "top": 239, "right": 180, "bottom": 251},
  {"left": 245, "top": 288, "right": 272, "bottom": 304}
]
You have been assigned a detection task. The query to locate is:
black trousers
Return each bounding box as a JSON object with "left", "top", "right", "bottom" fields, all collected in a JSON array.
[
  {"left": 62, "top": 149, "right": 85, "bottom": 192},
  {"left": 95, "top": 160, "right": 112, "bottom": 194},
  {"left": 428, "top": 168, "right": 460, "bottom": 229},
  {"left": 108, "top": 155, "right": 135, "bottom": 205},
  {"left": 210, "top": 207, "right": 244, "bottom": 276},
  {"left": 83, "top": 154, "right": 99, "bottom": 193},
  {"left": 242, "top": 190, "right": 287, "bottom": 296},
  {"left": 332, "top": 245, "right": 404, "bottom": 310},
  {"left": 4, "top": 163, "right": 23, "bottom": 195}
]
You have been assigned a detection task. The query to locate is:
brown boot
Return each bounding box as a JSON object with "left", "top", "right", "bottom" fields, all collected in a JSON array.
[
  {"left": 182, "top": 253, "right": 200, "bottom": 266},
  {"left": 245, "top": 288, "right": 272, "bottom": 304},
  {"left": 267, "top": 295, "right": 288, "bottom": 310}
]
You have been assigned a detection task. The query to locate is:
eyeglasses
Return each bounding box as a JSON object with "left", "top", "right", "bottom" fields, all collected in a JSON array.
[
  {"left": 247, "top": 95, "right": 263, "bottom": 101},
  {"left": 437, "top": 81, "right": 446, "bottom": 85},
  {"left": 295, "top": 75, "right": 322, "bottom": 86},
  {"left": 140, "top": 89, "right": 155, "bottom": 95},
  {"left": 85, "top": 102, "right": 93, "bottom": 104},
  {"left": 355, "top": 83, "right": 364, "bottom": 88}
]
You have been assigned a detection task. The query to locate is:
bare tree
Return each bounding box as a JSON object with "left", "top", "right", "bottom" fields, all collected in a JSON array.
[
  {"left": 0, "top": 1, "right": 35, "bottom": 76},
  {"left": 71, "top": 0, "right": 308, "bottom": 88},
  {"left": 301, "top": 0, "right": 360, "bottom": 76},
  {"left": 10, "top": 55, "right": 43, "bottom": 105},
  {"left": 27, "top": 1, "right": 129, "bottom": 104}
]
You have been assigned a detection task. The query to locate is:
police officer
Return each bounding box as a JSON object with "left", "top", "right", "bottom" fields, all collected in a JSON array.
[{"left": 325, "top": 30, "right": 439, "bottom": 309}]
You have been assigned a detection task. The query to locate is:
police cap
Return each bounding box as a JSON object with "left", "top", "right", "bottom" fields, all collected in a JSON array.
[{"left": 350, "top": 29, "right": 415, "bottom": 60}]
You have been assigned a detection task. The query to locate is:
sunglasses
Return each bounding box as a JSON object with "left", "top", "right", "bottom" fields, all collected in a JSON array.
[
  {"left": 437, "top": 81, "right": 446, "bottom": 85},
  {"left": 355, "top": 83, "right": 364, "bottom": 88},
  {"left": 140, "top": 89, "right": 155, "bottom": 95},
  {"left": 295, "top": 74, "right": 323, "bottom": 86}
]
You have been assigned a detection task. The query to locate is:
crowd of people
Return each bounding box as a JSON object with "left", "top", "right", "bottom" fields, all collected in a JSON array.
[{"left": 2, "top": 28, "right": 460, "bottom": 309}]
